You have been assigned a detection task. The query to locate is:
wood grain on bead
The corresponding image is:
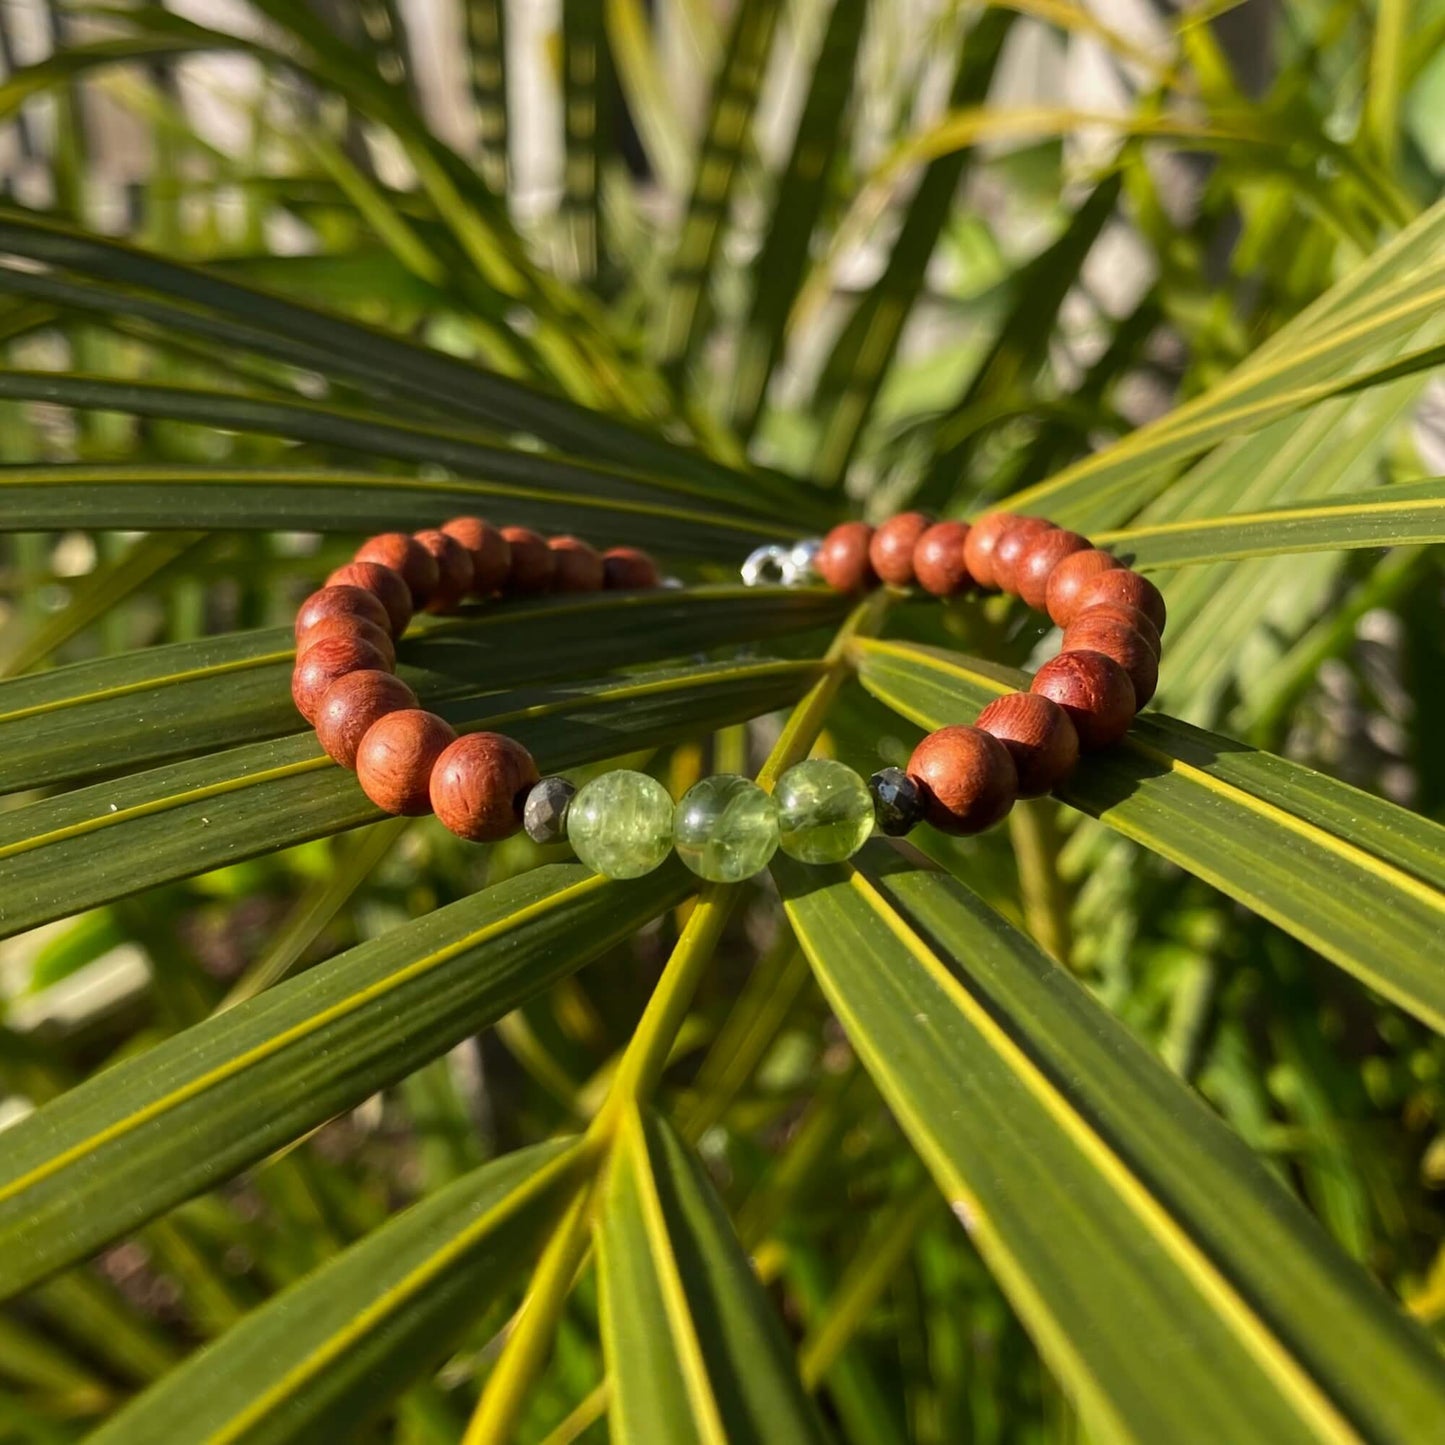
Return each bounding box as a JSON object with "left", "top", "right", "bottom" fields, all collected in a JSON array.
[
  {"left": 906, "top": 724, "right": 1018, "bottom": 835},
  {"left": 326, "top": 561, "right": 413, "bottom": 636},
  {"left": 549, "top": 535, "right": 605, "bottom": 592},
  {"left": 1030, "top": 650, "right": 1135, "bottom": 749},
  {"left": 815, "top": 521, "right": 876, "bottom": 592},
  {"left": 1073, "top": 568, "right": 1166, "bottom": 635},
  {"left": 291, "top": 634, "right": 389, "bottom": 723},
  {"left": 355, "top": 533, "right": 441, "bottom": 608},
  {"left": 912, "top": 520, "right": 972, "bottom": 596},
  {"left": 1015, "top": 529, "right": 1089, "bottom": 611},
  {"left": 602, "top": 546, "right": 661, "bottom": 591},
  {"left": 297, "top": 613, "right": 396, "bottom": 670},
  {"left": 414, "top": 529, "right": 475, "bottom": 612},
  {"left": 294, "top": 584, "right": 391, "bottom": 640},
  {"left": 1072, "top": 600, "right": 1160, "bottom": 657},
  {"left": 441, "top": 516, "right": 511, "bottom": 594},
  {"left": 960, "top": 512, "right": 1015, "bottom": 590},
  {"left": 355, "top": 709, "right": 457, "bottom": 815},
  {"left": 1062, "top": 615, "right": 1159, "bottom": 706},
  {"left": 868, "top": 511, "right": 932, "bottom": 587},
  {"left": 314, "top": 670, "right": 417, "bottom": 768},
  {"left": 430, "top": 732, "right": 540, "bottom": 841},
  {"left": 500, "top": 527, "right": 557, "bottom": 593},
  {"left": 976, "top": 692, "right": 1080, "bottom": 797},
  {"left": 991, "top": 516, "right": 1055, "bottom": 594},
  {"left": 1042, "top": 549, "right": 1119, "bottom": 627}
]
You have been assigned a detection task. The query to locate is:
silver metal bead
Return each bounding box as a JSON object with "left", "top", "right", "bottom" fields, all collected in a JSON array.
[
  {"left": 781, "top": 538, "right": 823, "bottom": 585},
  {"left": 741, "top": 543, "right": 790, "bottom": 587}
]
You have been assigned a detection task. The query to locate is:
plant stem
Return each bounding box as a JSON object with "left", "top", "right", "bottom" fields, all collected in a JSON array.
[{"left": 1007, "top": 798, "right": 1072, "bottom": 963}]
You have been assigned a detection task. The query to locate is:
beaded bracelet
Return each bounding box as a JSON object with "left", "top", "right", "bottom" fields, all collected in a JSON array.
[{"left": 290, "top": 510, "right": 1162, "bottom": 883}]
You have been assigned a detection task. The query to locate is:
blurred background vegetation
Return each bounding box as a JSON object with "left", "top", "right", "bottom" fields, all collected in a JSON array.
[{"left": 3, "top": 0, "right": 1445, "bottom": 1441}]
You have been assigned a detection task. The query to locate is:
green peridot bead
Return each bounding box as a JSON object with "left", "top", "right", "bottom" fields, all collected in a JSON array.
[
  {"left": 568, "top": 770, "right": 674, "bottom": 880},
  {"left": 673, "top": 774, "right": 778, "bottom": 883},
  {"left": 775, "top": 758, "right": 874, "bottom": 863}
]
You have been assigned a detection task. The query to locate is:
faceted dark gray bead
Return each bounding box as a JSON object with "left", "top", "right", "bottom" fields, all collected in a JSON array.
[
  {"left": 869, "top": 767, "right": 924, "bottom": 836},
  {"left": 524, "top": 776, "right": 576, "bottom": 845}
]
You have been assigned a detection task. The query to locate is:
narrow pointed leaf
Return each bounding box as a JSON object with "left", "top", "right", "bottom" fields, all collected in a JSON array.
[
  {"left": 0, "top": 864, "right": 688, "bottom": 1298},
  {"left": 0, "top": 587, "right": 847, "bottom": 793},
  {"left": 853, "top": 637, "right": 1445, "bottom": 1032},
  {"left": 776, "top": 846, "right": 1445, "bottom": 1444},
  {"left": 92, "top": 1142, "right": 583, "bottom": 1444},
  {"left": 0, "top": 655, "right": 818, "bottom": 940},
  {"left": 597, "top": 1109, "right": 829, "bottom": 1444}
]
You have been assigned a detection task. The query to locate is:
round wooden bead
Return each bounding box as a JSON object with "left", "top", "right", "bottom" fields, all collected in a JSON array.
[
  {"left": 297, "top": 613, "right": 396, "bottom": 670},
  {"left": 906, "top": 725, "right": 1018, "bottom": 835},
  {"left": 976, "top": 692, "right": 1080, "bottom": 797},
  {"left": 1062, "top": 615, "right": 1159, "bottom": 706},
  {"left": 291, "top": 634, "right": 389, "bottom": 723},
  {"left": 356, "top": 533, "right": 442, "bottom": 608},
  {"left": 1016, "top": 529, "right": 1089, "bottom": 611},
  {"left": 314, "top": 670, "right": 417, "bottom": 768},
  {"left": 430, "top": 731, "right": 540, "bottom": 841},
  {"left": 815, "top": 521, "right": 877, "bottom": 592},
  {"left": 1044, "top": 548, "right": 1120, "bottom": 627},
  {"left": 912, "top": 520, "right": 973, "bottom": 596},
  {"left": 294, "top": 584, "right": 391, "bottom": 641},
  {"left": 549, "top": 535, "right": 605, "bottom": 592},
  {"left": 1073, "top": 568, "right": 1166, "bottom": 635},
  {"left": 961, "top": 512, "right": 1015, "bottom": 590},
  {"left": 441, "top": 516, "right": 511, "bottom": 594},
  {"left": 356, "top": 709, "right": 457, "bottom": 815},
  {"left": 413, "top": 529, "right": 475, "bottom": 612},
  {"left": 992, "top": 516, "right": 1056, "bottom": 594},
  {"left": 1031, "top": 651, "right": 1136, "bottom": 749},
  {"left": 602, "top": 546, "right": 661, "bottom": 591},
  {"left": 326, "top": 561, "right": 413, "bottom": 636},
  {"left": 868, "top": 512, "right": 932, "bottom": 587},
  {"left": 499, "top": 527, "right": 557, "bottom": 594},
  {"left": 1073, "top": 600, "right": 1160, "bottom": 658}
]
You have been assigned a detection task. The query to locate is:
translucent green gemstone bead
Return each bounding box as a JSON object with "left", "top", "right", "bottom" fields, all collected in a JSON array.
[
  {"left": 568, "top": 770, "right": 674, "bottom": 879},
  {"left": 673, "top": 774, "right": 778, "bottom": 882},
  {"left": 775, "top": 758, "right": 874, "bottom": 863}
]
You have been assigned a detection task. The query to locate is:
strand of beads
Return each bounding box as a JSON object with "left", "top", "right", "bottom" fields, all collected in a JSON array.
[
  {"left": 811, "top": 509, "right": 1165, "bottom": 836},
  {"left": 292, "top": 518, "right": 662, "bottom": 840}
]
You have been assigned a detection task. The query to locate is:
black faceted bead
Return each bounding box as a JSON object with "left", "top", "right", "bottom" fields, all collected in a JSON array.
[
  {"left": 869, "top": 767, "right": 925, "bottom": 837},
  {"left": 524, "top": 776, "right": 576, "bottom": 845}
]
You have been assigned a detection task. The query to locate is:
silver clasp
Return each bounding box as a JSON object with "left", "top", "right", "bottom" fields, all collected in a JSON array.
[{"left": 742, "top": 538, "right": 823, "bottom": 587}]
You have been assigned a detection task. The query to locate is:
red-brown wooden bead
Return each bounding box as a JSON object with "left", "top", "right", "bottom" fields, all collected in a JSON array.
[
  {"left": 1063, "top": 615, "right": 1159, "bottom": 707},
  {"left": 501, "top": 527, "right": 558, "bottom": 594},
  {"left": 297, "top": 613, "right": 396, "bottom": 670},
  {"left": 1016, "top": 529, "right": 1089, "bottom": 611},
  {"left": 1073, "top": 601, "right": 1160, "bottom": 657},
  {"left": 1073, "top": 568, "right": 1166, "bottom": 635},
  {"left": 326, "top": 561, "right": 413, "bottom": 636},
  {"left": 602, "top": 546, "right": 661, "bottom": 591},
  {"left": 912, "top": 520, "right": 973, "bottom": 596},
  {"left": 549, "top": 535, "right": 605, "bottom": 593},
  {"left": 868, "top": 512, "right": 932, "bottom": 587},
  {"left": 992, "top": 516, "right": 1056, "bottom": 595},
  {"left": 294, "top": 584, "right": 391, "bottom": 641},
  {"left": 976, "top": 692, "right": 1080, "bottom": 798},
  {"left": 815, "top": 522, "right": 876, "bottom": 592},
  {"left": 961, "top": 513, "right": 1015, "bottom": 591},
  {"left": 355, "top": 533, "right": 442, "bottom": 608},
  {"left": 430, "top": 731, "right": 540, "bottom": 841},
  {"left": 414, "top": 529, "right": 475, "bottom": 612},
  {"left": 1044, "top": 548, "right": 1120, "bottom": 627},
  {"left": 355, "top": 709, "right": 457, "bottom": 815},
  {"left": 314, "top": 670, "right": 417, "bottom": 769},
  {"left": 441, "top": 516, "right": 511, "bottom": 594},
  {"left": 906, "top": 725, "right": 1018, "bottom": 835},
  {"left": 1031, "top": 651, "right": 1136, "bottom": 749},
  {"left": 291, "top": 634, "right": 389, "bottom": 723}
]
